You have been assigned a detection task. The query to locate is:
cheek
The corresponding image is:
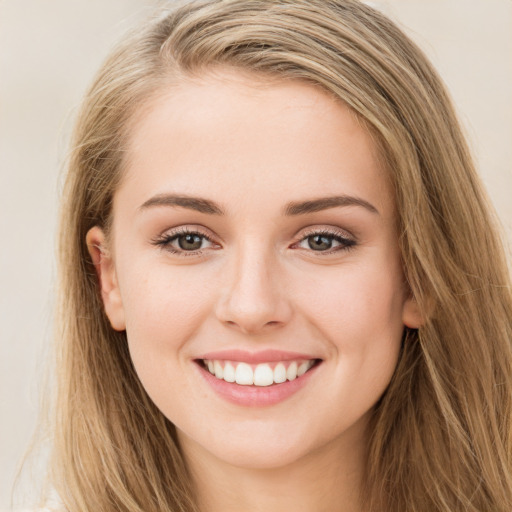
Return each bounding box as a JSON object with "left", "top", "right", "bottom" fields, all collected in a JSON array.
[
  {"left": 296, "top": 260, "right": 406, "bottom": 343},
  {"left": 295, "top": 262, "right": 406, "bottom": 396},
  {"left": 118, "top": 261, "right": 216, "bottom": 372}
]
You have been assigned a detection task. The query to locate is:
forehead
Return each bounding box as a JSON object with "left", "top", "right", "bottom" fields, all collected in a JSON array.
[{"left": 118, "top": 68, "right": 394, "bottom": 219}]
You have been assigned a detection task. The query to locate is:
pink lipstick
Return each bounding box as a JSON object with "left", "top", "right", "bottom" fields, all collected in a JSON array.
[{"left": 194, "top": 350, "right": 321, "bottom": 407}]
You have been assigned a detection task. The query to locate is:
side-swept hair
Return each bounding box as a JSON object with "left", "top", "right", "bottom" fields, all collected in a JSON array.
[{"left": 51, "top": 1, "right": 512, "bottom": 510}]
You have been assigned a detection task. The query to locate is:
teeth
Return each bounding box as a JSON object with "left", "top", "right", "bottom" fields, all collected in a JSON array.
[
  {"left": 286, "top": 361, "right": 298, "bottom": 381},
  {"left": 274, "top": 363, "right": 287, "bottom": 384},
  {"left": 297, "top": 361, "right": 309, "bottom": 377},
  {"left": 223, "top": 362, "right": 235, "bottom": 383},
  {"left": 204, "top": 359, "right": 316, "bottom": 386},
  {"left": 235, "top": 362, "right": 253, "bottom": 385},
  {"left": 253, "top": 364, "right": 274, "bottom": 386},
  {"left": 214, "top": 360, "right": 224, "bottom": 379}
]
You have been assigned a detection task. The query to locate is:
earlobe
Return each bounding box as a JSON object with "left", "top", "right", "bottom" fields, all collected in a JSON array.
[
  {"left": 402, "top": 296, "right": 425, "bottom": 329},
  {"left": 86, "top": 226, "right": 126, "bottom": 331}
]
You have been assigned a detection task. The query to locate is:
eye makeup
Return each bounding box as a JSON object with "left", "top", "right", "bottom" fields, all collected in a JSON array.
[
  {"left": 151, "top": 226, "right": 220, "bottom": 257},
  {"left": 291, "top": 226, "right": 357, "bottom": 255},
  {"left": 150, "top": 224, "right": 357, "bottom": 258}
]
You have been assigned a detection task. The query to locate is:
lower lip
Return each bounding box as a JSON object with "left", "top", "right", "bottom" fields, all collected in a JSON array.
[{"left": 195, "top": 361, "right": 320, "bottom": 407}]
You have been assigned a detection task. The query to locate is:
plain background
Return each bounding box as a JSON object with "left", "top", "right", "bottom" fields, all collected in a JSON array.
[{"left": 1, "top": 0, "right": 511, "bottom": 509}]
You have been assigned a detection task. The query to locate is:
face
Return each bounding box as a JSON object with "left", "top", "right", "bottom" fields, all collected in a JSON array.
[{"left": 87, "top": 69, "right": 422, "bottom": 471}]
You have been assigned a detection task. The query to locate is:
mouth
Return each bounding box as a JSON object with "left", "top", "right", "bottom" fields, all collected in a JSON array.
[
  {"left": 197, "top": 358, "right": 321, "bottom": 387},
  {"left": 193, "top": 352, "right": 322, "bottom": 407}
]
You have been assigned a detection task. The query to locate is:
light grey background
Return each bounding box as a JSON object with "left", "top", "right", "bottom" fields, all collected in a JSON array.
[{"left": 1, "top": 0, "right": 511, "bottom": 509}]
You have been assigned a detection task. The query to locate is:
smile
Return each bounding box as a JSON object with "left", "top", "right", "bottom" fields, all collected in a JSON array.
[
  {"left": 202, "top": 359, "right": 316, "bottom": 387},
  {"left": 195, "top": 352, "right": 322, "bottom": 407}
]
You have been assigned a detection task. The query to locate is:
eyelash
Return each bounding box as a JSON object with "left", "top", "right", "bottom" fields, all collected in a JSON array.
[
  {"left": 151, "top": 227, "right": 356, "bottom": 257},
  {"left": 152, "top": 227, "right": 218, "bottom": 257}
]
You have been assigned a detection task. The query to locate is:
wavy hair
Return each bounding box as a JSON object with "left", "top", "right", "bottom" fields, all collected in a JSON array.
[{"left": 50, "top": 1, "right": 512, "bottom": 510}]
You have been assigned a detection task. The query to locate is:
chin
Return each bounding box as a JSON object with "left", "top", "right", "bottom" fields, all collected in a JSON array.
[
  {"left": 177, "top": 412, "right": 365, "bottom": 472},
  {"left": 205, "top": 438, "right": 314, "bottom": 470}
]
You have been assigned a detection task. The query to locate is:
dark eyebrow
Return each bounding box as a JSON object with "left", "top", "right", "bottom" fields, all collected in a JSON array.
[
  {"left": 139, "top": 193, "right": 379, "bottom": 216},
  {"left": 139, "top": 194, "right": 225, "bottom": 215},
  {"left": 284, "top": 195, "right": 379, "bottom": 216}
]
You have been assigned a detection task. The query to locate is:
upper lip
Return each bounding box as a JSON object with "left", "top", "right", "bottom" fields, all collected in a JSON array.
[{"left": 196, "top": 349, "right": 320, "bottom": 364}]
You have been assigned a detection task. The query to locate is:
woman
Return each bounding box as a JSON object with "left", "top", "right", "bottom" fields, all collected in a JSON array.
[{"left": 47, "top": 0, "right": 512, "bottom": 510}]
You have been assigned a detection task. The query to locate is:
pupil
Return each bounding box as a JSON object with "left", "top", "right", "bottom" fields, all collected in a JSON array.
[
  {"left": 179, "top": 234, "right": 202, "bottom": 250},
  {"left": 308, "top": 235, "right": 332, "bottom": 251}
]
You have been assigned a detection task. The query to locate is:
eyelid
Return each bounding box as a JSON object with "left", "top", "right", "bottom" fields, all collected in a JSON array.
[
  {"left": 297, "top": 225, "right": 355, "bottom": 240},
  {"left": 290, "top": 225, "right": 357, "bottom": 255},
  {"left": 156, "top": 224, "right": 219, "bottom": 241},
  {"left": 151, "top": 224, "right": 357, "bottom": 257},
  {"left": 151, "top": 225, "right": 221, "bottom": 256}
]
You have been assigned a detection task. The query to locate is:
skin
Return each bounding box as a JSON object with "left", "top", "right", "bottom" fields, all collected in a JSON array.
[{"left": 87, "top": 69, "right": 423, "bottom": 512}]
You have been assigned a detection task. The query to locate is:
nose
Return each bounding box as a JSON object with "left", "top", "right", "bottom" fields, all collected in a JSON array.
[{"left": 214, "top": 245, "right": 293, "bottom": 335}]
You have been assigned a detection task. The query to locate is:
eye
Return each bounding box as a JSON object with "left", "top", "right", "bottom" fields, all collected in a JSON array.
[
  {"left": 152, "top": 227, "right": 218, "bottom": 255},
  {"left": 294, "top": 229, "right": 356, "bottom": 254},
  {"left": 175, "top": 233, "right": 205, "bottom": 251}
]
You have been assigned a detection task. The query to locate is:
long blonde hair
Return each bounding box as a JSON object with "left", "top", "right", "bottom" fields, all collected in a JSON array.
[{"left": 51, "top": 1, "right": 512, "bottom": 510}]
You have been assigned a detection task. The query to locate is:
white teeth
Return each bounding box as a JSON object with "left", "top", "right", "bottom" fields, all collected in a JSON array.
[
  {"left": 253, "top": 364, "right": 274, "bottom": 387},
  {"left": 274, "top": 363, "right": 287, "bottom": 384},
  {"left": 205, "top": 358, "right": 316, "bottom": 386},
  {"left": 223, "top": 362, "right": 236, "bottom": 383},
  {"left": 297, "top": 361, "right": 309, "bottom": 377},
  {"left": 235, "top": 362, "right": 254, "bottom": 385},
  {"left": 286, "top": 362, "right": 298, "bottom": 381},
  {"left": 214, "top": 360, "right": 224, "bottom": 379}
]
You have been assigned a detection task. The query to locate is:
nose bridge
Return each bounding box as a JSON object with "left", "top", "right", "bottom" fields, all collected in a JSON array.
[{"left": 215, "top": 237, "right": 291, "bottom": 333}]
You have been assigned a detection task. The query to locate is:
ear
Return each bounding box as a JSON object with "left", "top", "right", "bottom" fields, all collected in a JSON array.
[
  {"left": 402, "top": 295, "right": 425, "bottom": 329},
  {"left": 86, "top": 226, "right": 126, "bottom": 331}
]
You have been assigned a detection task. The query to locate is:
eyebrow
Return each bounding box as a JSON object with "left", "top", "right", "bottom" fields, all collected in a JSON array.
[
  {"left": 139, "top": 193, "right": 379, "bottom": 216},
  {"left": 139, "top": 194, "right": 224, "bottom": 214},
  {"left": 284, "top": 195, "right": 379, "bottom": 216}
]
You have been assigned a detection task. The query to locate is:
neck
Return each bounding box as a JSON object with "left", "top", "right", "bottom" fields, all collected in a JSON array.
[{"left": 180, "top": 426, "right": 367, "bottom": 512}]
